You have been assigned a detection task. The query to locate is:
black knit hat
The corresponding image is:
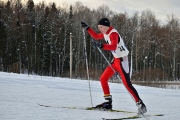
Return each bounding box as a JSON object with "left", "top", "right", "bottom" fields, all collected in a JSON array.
[{"left": 98, "top": 18, "right": 110, "bottom": 27}]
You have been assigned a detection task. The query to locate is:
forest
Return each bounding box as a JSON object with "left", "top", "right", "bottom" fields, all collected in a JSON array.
[{"left": 0, "top": 0, "right": 180, "bottom": 82}]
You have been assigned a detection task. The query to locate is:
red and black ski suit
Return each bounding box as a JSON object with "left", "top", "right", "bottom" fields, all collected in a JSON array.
[{"left": 87, "top": 26, "right": 141, "bottom": 102}]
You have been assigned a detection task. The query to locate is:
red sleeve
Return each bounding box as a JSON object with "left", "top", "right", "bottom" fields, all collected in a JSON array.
[
  {"left": 87, "top": 27, "right": 104, "bottom": 40},
  {"left": 102, "top": 32, "right": 118, "bottom": 51}
]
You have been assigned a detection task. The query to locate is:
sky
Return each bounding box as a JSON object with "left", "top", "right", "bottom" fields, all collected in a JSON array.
[{"left": 32, "top": 0, "right": 180, "bottom": 23}]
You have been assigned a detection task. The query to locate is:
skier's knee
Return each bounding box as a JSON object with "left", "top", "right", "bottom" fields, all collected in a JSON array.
[{"left": 100, "top": 76, "right": 106, "bottom": 83}]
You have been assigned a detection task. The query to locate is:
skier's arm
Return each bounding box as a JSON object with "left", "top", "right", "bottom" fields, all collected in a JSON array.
[
  {"left": 102, "top": 32, "right": 118, "bottom": 51},
  {"left": 87, "top": 27, "right": 104, "bottom": 40},
  {"left": 81, "top": 21, "right": 104, "bottom": 40}
]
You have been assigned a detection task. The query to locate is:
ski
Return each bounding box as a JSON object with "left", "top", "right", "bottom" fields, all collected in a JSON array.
[
  {"left": 38, "top": 104, "right": 133, "bottom": 113},
  {"left": 102, "top": 114, "right": 164, "bottom": 120},
  {"left": 38, "top": 104, "right": 163, "bottom": 119},
  {"left": 102, "top": 115, "right": 140, "bottom": 120},
  {"left": 38, "top": 104, "right": 79, "bottom": 109}
]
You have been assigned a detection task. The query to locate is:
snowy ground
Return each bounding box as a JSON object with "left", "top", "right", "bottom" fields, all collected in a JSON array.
[{"left": 0, "top": 72, "right": 180, "bottom": 120}]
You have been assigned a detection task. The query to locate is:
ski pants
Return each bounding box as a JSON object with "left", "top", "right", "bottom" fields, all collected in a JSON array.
[{"left": 100, "top": 56, "right": 140, "bottom": 102}]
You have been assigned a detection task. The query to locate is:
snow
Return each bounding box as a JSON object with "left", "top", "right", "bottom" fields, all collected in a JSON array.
[{"left": 0, "top": 72, "right": 180, "bottom": 120}]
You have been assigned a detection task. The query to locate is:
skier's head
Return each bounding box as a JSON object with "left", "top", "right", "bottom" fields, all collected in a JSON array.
[
  {"left": 98, "top": 18, "right": 110, "bottom": 34},
  {"left": 98, "top": 18, "right": 110, "bottom": 27}
]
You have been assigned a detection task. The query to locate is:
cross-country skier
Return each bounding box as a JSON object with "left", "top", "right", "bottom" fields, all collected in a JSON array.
[{"left": 81, "top": 18, "right": 147, "bottom": 114}]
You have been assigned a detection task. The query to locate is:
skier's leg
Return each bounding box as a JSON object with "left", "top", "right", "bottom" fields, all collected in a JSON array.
[
  {"left": 114, "top": 57, "right": 147, "bottom": 113},
  {"left": 95, "top": 65, "right": 114, "bottom": 109},
  {"left": 100, "top": 66, "right": 114, "bottom": 96}
]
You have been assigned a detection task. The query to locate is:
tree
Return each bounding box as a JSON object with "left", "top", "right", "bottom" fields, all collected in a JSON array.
[{"left": 0, "top": 1, "right": 179, "bottom": 81}]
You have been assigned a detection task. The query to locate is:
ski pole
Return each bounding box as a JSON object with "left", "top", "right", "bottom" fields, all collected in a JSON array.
[
  {"left": 92, "top": 39, "right": 148, "bottom": 119},
  {"left": 82, "top": 29, "right": 93, "bottom": 107},
  {"left": 96, "top": 45, "right": 121, "bottom": 83}
]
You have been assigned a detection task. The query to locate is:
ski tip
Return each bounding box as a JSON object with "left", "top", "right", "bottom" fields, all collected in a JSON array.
[{"left": 37, "top": 103, "right": 50, "bottom": 107}]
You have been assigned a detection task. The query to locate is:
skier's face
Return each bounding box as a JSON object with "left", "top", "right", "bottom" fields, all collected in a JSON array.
[{"left": 98, "top": 25, "right": 109, "bottom": 34}]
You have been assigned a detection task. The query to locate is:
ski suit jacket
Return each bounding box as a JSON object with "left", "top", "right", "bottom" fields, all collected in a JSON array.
[{"left": 87, "top": 26, "right": 129, "bottom": 58}]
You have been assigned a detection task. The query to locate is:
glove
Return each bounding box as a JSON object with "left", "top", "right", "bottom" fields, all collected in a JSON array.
[
  {"left": 92, "top": 41, "right": 103, "bottom": 49},
  {"left": 81, "top": 21, "right": 89, "bottom": 30}
]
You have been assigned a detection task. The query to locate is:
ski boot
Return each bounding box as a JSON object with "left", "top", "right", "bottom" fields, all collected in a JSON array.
[
  {"left": 95, "top": 95, "right": 112, "bottom": 110},
  {"left": 136, "top": 100, "right": 147, "bottom": 115}
]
